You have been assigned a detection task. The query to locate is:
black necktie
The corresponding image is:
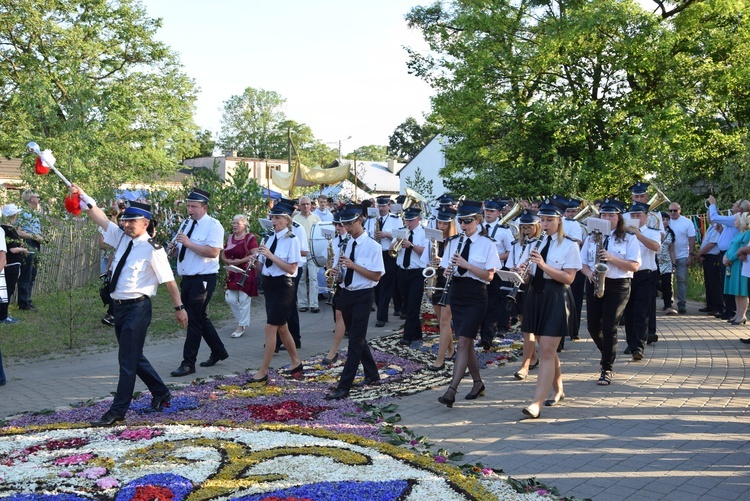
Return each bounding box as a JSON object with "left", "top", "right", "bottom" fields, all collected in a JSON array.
[
  {"left": 109, "top": 241, "right": 133, "bottom": 293},
  {"left": 265, "top": 235, "right": 278, "bottom": 268},
  {"left": 344, "top": 241, "right": 357, "bottom": 286},
  {"left": 531, "top": 236, "right": 551, "bottom": 291},
  {"left": 178, "top": 220, "right": 196, "bottom": 262},
  {"left": 379, "top": 216, "right": 385, "bottom": 229},
  {"left": 485, "top": 224, "right": 491, "bottom": 234},
  {"left": 403, "top": 230, "right": 413, "bottom": 268},
  {"left": 457, "top": 237, "right": 472, "bottom": 275}
]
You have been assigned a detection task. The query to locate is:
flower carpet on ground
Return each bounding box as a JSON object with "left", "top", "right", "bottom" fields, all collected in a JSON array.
[{"left": 0, "top": 332, "right": 566, "bottom": 500}]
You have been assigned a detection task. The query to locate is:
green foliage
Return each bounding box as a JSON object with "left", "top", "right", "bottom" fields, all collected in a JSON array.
[
  {"left": 0, "top": 0, "right": 200, "bottom": 209},
  {"left": 345, "top": 145, "right": 389, "bottom": 161},
  {"left": 190, "top": 130, "right": 217, "bottom": 159},
  {"left": 387, "top": 117, "right": 440, "bottom": 162},
  {"left": 404, "top": 166, "right": 435, "bottom": 201},
  {"left": 406, "top": 0, "right": 750, "bottom": 213}
]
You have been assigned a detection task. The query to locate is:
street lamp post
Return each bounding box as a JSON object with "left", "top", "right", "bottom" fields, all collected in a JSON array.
[{"left": 327, "top": 136, "right": 352, "bottom": 163}]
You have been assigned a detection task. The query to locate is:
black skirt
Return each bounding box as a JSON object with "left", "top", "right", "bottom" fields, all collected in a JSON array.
[
  {"left": 448, "top": 277, "right": 487, "bottom": 339},
  {"left": 263, "top": 275, "right": 295, "bottom": 325},
  {"left": 521, "top": 279, "right": 575, "bottom": 337}
]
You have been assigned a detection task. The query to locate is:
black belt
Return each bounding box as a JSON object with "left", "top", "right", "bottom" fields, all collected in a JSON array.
[
  {"left": 112, "top": 295, "right": 148, "bottom": 305},
  {"left": 635, "top": 269, "right": 655, "bottom": 275}
]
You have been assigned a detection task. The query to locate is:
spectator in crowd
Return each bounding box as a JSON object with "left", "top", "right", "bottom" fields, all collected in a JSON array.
[
  {"left": 722, "top": 213, "right": 750, "bottom": 325},
  {"left": 16, "top": 190, "right": 43, "bottom": 311},
  {"left": 0, "top": 217, "right": 6, "bottom": 385},
  {"left": 293, "top": 196, "right": 321, "bottom": 313},
  {"left": 0, "top": 205, "right": 31, "bottom": 324},
  {"left": 313, "top": 195, "right": 334, "bottom": 222},
  {"left": 656, "top": 212, "right": 677, "bottom": 318},
  {"left": 221, "top": 214, "right": 259, "bottom": 338},
  {"left": 707, "top": 195, "right": 749, "bottom": 319},
  {"left": 667, "top": 203, "right": 696, "bottom": 314},
  {"left": 696, "top": 221, "right": 724, "bottom": 316}
]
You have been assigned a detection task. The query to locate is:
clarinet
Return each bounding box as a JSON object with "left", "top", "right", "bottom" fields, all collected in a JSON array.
[
  {"left": 506, "top": 231, "right": 547, "bottom": 304},
  {"left": 438, "top": 232, "right": 466, "bottom": 306},
  {"left": 166, "top": 218, "right": 190, "bottom": 255}
]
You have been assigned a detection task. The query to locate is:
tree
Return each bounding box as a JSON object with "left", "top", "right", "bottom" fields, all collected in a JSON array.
[
  {"left": 404, "top": 166, "right": 434, "bottom": 202},
  {"left": 387, "top": 117, "right": 439, "bottom": 162},
  {"left": 0, "top": 0, "right": 200, "bottom": 205},
  {"left": 345, "top": 145, "right": 389, "bottom": 161},
  {"left": 405, "top": 0, "right": 750, "bottom": 211},
  {"left": 219, "top": 87, "right": 286, "bottom": 158},
  {"left": 189, "top": 130, "right": 217, "bottom": 159}
]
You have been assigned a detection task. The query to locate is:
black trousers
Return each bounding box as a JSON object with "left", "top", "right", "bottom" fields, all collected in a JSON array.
[
  {"left": 17, "top": 239, "right": 40, "bottom": 308},
  {"left": 648, "top": 270, "right": 657, "bottom": 337},
  {"left": 570, "top": 270, "right": 586, "bottom": 338},
  {"left": 180, "top": 274, "right": 227, "bottom": 367},
  {"left": 587, "top": 277, "right": 630, "bottom": 371},
  {"left": 375, "top": 252, "right": 397, "bottom": 322},
  {"left": 336, "top": 288, "right": 379, "bottom": 391},
  {"left": 480, "top": 275, "right": 510, "bottom": 344},
  {"left": 719, "top": 251, "right": 734, "bottom": 314},
  {"left": 703, "top": 254, "right": 724, "bottom": 312},
  {"left": 397, "top": 267, "right": 424, "bottom": 341},
  {"left": 110, "top": 297, "right": 169, "bottom": 416},
  {"left": 625, "top": 270, "right": 654, "bottom": 354}
]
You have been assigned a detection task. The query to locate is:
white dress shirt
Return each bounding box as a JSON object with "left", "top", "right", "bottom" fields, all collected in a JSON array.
[
  {"left": 440, "top": 231, "right": 502, "bottom": 283},
  {"left": 259, "top": 229, "right": 302, "bottom": 278},
  {"left": 581, "top": 231, "right": 641, "bottom": 279},
  {"left": 396, "top": 225, "right": 428, "bottom": 269},
  {"left": 528, "top": 234, "right": 582, "bottom": 278},
  {"left": 636, "top": 226, "right": 662, "bottom": 271},
  {"left": 335, "top": 233, "right": 385, "bottom": 291},
  {"left": 176, "top": 213, "right": 225, "bottom": 276}
]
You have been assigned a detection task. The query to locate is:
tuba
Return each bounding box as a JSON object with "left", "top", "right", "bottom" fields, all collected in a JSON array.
[{"left": 498, "top": 202, "right": 524, "bottom": 237}]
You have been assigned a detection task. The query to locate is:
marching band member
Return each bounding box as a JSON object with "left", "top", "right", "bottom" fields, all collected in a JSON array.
[
  {"left": 437, "top": 201, "right": 502, "bottom": 408},
  {"left": 370, "top": 197, "right": 402, "bottom": 327},
  {"left": 563, "top": 198, "right": 586, "bottom": 343},
  {"left": 519, "top": 197, "right": 581, "bottom": 419},
  {"left": 249, "top": 200, "right": 303, "bottom": 384},
  {"left": 393, "top": 207, "right": 428, "bottom": 345},
  {"left": 580, "top": 198, "right": 641, "bottom": 386},
  {"left": 507, "top": 210, "right": 542, "bottom": 380},
  {"left": 479, "top": 199, "right": 514, "bottom": 348},
  {"left": 321, "top": 212, "right": 349, "bottom": 365},
  {"left": 278, "top": 200, "right": 310, "bottom": 351},
  {"left": 630, "top": 182, "right": 665, "bottom": 231},
  {"left": 623, "top": 202, "right": 662, "bottom": 361},
  {"left": 325, "top": 204, "right": 385, "bottom": 400},
  {"left": 424, "top": 207, "right": 458, "bottom": 371}
]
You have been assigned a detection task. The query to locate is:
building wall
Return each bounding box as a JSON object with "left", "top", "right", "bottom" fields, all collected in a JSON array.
[{"left": 398, "top": 135, "right": 448, "bottom": 200}]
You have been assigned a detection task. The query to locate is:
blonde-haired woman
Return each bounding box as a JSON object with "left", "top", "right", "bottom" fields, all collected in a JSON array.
[
  {"left": 507, "top": 210, "right": 543, "bottom": 380},
  {"left": 250, "top": 200, "right": 303, "bottom": 383},
  {"left": 425, "top": 208, "right": 458, "bottom": 371},
  {"left": 723, "top": 212, "right": 750, "bottom": 325},
  {"left": 221, "top": 214, "right": 259, "bottom": 338},
  {"left": 520, "top": 199, "right": 581, "bottom": 419}
]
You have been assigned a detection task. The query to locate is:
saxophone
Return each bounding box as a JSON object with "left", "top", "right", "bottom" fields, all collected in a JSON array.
[
  {"left": 325, "top": 235, "right": 350, "bottom": 304},
  {"left": 592, "top": 230, "right": 609, "bottom": 298},
  {"left": 422, "top": 238, "right": 441, "bottom": 300},
  {"left": 438, "top": 233, "right": 466, "bottom": 306}
]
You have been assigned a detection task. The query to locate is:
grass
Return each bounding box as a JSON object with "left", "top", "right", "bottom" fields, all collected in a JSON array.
[{"left": 0, "top": 281, "right": 233, "bottom": 361}]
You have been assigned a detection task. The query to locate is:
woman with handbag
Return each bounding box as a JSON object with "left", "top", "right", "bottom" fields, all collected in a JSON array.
[{"left": 221, "top": 214, "right": 259, "bottom": 338}]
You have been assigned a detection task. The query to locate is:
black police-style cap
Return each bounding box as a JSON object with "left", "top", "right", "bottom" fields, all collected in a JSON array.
[
  {"left": 457, "top": 200, "right": 482, "bottom": 217},
  {"left": 340, "top": 203, "right": 365, "bottom": 223},
  {"left": 120, "top": 201, "right": 152, "bottom": 220},
  {"left": 628, "top": 202, "right": 650, "bottom": 213},
  {"left": 484, "top": 199, "right": 503, "bottom": 211},
  {"left": 436, "top": 208, "right": 457, "bottom": 222},
  {"left": 538, "top": 195, "right": 568, "bottom": 217},
  {"left": 630, "top": 182, "right": 649, "bottom": 195},
  {"left": 518, "top": 209, "right": 540, "bottom": 224},
  {"left": 402, "top": 207, "right": 422, "bottom": 221},
  {"left": 599, "top": 198, "right": 628, "bottom": 214},
  {"left": 270, "top": 198, "right": 295, "bottom": 216},
  {"left": 186, "top": 188, "right": 210, "bottom": 203},
  {"left": 376, "top": 196, "right": 392, "bottom": 206}
]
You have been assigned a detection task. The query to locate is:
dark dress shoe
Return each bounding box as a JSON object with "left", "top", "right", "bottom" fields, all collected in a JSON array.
[
  {"left": 393, "top": 310, "right": 402, "bottom": 316},
  {"left": 632, "top": 350, "right": 643, "bottom": 361},
  {"left": 646, "top": 335, "right": 659, "bottom": 345},
  {"left": 90, "top": 411, "right": 125, "bottom": 426},
  {"left": 247, "top": 374, "right": 268, "bottom": 384},
  {"left": 284, "top": 363, "right": 304, "bottom": 375},
  {"left": 147, "top": 392, "right": 172, "bottom": 412},
  {"left": 299, "top": 307, "right": 309, "bottom": 312},
  {"left": 399, "top": 313, "right": 407, "bottom": 320},
  {"left": 353, "top": 375, "right": 381, "bottom": 387},
  {"left": 398, "top": 338, "right": 411, "bottom": 346},
  {"left": 623, "top": 347, "right": 632, "bottom": 355},
  {"left": 19, "top": 304, "right": 36, "bottom": 311},
  {"left": 170, "top": 364, "right": 195, "bottom": 377},
  {"left": 199, "top": 353, "right": 229, "bottom": 367},
  {"left": 321, "top": 354, "right": 339, "bottom": 365},
  {"left": 375, "top": 321, "right": 386, "bottom": 327},
  {"left": 739, "top": 338, "right": 750, "bottom": 344},
  {"left": 529, "top": 360, "right": 539, "bottom": 370},
  {"left": 698, "top": 306, "right": 713, "bottom": 313},
  {"left": 324, "top": 388, "right": 350, "bottom": 400},
  {"left": 475, "top": 340, "right": 491, "bottom": 351},
  {"left": 310, "top": 307, "right": 320, "bottom": 313},
  {"left": 426, "top": 363, "right": 445, "bottom": 372}
]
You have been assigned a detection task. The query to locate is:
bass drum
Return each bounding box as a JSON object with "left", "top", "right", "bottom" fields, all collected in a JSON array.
[{"left": 309, "top": 222, "right": 335, "bottom": 267}]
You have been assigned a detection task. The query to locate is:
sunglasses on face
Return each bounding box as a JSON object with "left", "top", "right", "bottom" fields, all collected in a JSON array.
[
  {"left": 458, "top": 218, "right": 475, "bottom": 225},
  {"left": 669, "top": 209, "right": 679, "bottom": 212}
]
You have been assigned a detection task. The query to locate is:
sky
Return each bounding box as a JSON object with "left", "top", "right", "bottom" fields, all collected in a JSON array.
[{"left": 139, "top": 0, "right": 435, "bottom": 154}]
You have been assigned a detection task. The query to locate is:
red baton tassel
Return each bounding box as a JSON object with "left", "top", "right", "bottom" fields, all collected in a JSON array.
[
  {"left": 34, "top": 157, "right": 50, "bottom": 175},
  {"left": 64, "top": 193, "right": 82, "bottom": 215}
]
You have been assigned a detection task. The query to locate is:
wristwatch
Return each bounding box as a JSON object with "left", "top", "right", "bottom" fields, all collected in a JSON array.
[{"left": 175, "top": 304, "right": 185, "bottom": 311}]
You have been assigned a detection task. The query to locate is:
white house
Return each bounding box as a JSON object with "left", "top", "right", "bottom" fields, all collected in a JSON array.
[{"left": 397, "top": 135, "right": 448, "bottom": 201}]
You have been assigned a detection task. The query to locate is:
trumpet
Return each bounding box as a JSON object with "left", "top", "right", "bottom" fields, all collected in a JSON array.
[
  {"left": 389, "top": 237, "right": 404, "bottom": 258},
  {"left": 438, "top": 232, "right": 466, "bottom": 306},
  {"left": 506, "top": 231, "right": 547, "bottom": 304}
]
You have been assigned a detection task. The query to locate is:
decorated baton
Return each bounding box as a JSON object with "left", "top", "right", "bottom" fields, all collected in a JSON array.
[{"left": 27, "top": 141, "right": 92, "bottom": 215}]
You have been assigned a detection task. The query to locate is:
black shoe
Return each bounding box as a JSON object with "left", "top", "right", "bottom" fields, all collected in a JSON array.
[
  {"left": 375, "top": 321, "right": 386, "bottom": 327},
  {"left": 299, "top": 307, "right": 309, "bottom": 312},
  {"left": 170, "top": 364, "right": 195, "bottom": 377},
  {"left": 398, "top": 338, "right": 411, "bottom": 346},
  {"left": 310, "top": 307, "right": 320, "bottom": 313},
  {"left": 632, "top": 350, "right": 643, "bottom": 361},
  {"left": 247, "top": 374, "right": 268, "bottom": 384},
  {"left": 393, "top": 310, "right": 402, "bottom": 316},
  {"left": 475, "top": 340, "right": 491, "bottom": 351},
  {"left": 739, "top": 338, "right": 750, "bottom": 344},
  {"left": 399, "top": 313, "right": 407, "bottom": 320},
  {"left": 90, "top": 411, "right": 125, "bottom": 426},
  {"left": 199, "top": 353, "right": 229, "bottom": 367},
  {"left": 678, "top": 308, "right": 687, "bottom": 314},
  {"left": 623, "top": 347, "right": 632, "bottom": 355},
  {"left": 438, "top": 386, "right": 457, "bottom": 408},
  {"left": 353, "top": 375, "right": 381, "bottom": 387},
  {"left": 427, "top": 363, "right": 445, "bottom": 372},
  {"left": 719, "top": 311, "right": 735, "bottom": 320},
  {"left": 698, "top": 306, "right": 713, "bottom": 313},
  {"left": 147, "top": 391, "right": 172, "bottom": 412},
  {"left": 465, "top": 381, "right": 485, "bottom": 400},
  {"left": 324, "top": 388, "right": 350, "bottom": 400},
  {"left": 646, "top": 335, "right": 659, "bottom": 345},
  {"left": 321, "top": 354, "right": 339, "bottom": 365},
  {"left": 284, "top": 363, "right": 304, "bottom": 375},
  {"left": 101, "top": 314, "right": 114, "bottom": 326},
  {"left": 529, "top": 360, "right": 539, "bottom": 370},
  {"left": 19, "top": 304, "right": 36, "bottom": 311}
]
